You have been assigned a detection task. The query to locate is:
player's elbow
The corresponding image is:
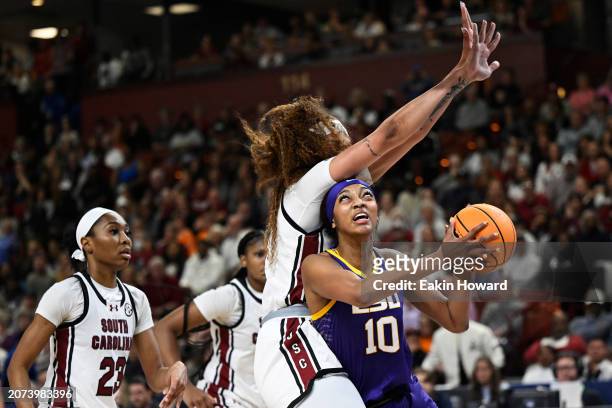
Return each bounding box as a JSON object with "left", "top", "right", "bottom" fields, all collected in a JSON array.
[
  {"left": 446, "top": 319, "right": 469, "bottom": 333},
  {"left": 7, "top": 359, "right": 24, "bottom": 385}
]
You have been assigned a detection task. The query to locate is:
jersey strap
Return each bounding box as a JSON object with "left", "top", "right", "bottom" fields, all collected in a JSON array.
[
  {"left": 117, "top": 280, "right": 139, "bottom": 327},
  {"left": 57, "top": 273, "right": 89, "bottom": 329},
  {"left": 325, "top": 248, "right": 367, "bottom": 279},
  {"left": 213, "top": 282, "right": 245, "bottom": 329}
]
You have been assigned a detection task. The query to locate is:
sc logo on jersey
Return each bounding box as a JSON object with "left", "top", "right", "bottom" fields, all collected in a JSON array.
[{"left": 124, "top": 303, "right": 133, "bottom": 317}]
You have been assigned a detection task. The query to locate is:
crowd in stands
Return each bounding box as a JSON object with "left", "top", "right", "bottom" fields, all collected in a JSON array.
[
  {"left": 0, "top": 1, "right": 611, "bottom": 407},
  {"left": 0, "top": 0, "right": 572, "bottom": 94},
  {"left": 0, "top": 59, "right": 610, "bottom": 404}
]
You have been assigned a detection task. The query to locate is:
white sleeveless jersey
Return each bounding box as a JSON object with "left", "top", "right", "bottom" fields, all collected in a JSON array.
[
  {"left": 262, "top": 159, "right": 337, "bottom": 315},
  {"left": 41, "top": 272, "right": 139, "bottom": 408},
  {"left": 197, "top": 275, "right": 265, "bottom": 408}
]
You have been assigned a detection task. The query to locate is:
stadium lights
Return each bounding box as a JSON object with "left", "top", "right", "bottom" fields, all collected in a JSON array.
[
  {"left": 144, "top": 3, "right": 200, "bottom": 16},
  {"left": 169, "top": 3, "right": 200, "bottom": 14},
  {"left": 30, "top": 27, "right": 58, "bottom": 39},
  {"left": 31, "top": 0, "right": 44, "bottom": 7}
]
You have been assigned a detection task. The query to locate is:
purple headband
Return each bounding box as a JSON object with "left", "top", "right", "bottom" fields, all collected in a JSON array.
[{"left": 325, "top": 179, "right": 373, "bottom": 223}]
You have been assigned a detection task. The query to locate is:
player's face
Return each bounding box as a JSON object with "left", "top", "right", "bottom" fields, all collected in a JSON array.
[
  {"left": 332, "top": 184, "right": 378, "bottom": 236},
  {"left": 84, "top": 214, "right": 132, "bottom": 270},
  {"left": 244, "top": 239, "right": 266, "bottom": 288}
]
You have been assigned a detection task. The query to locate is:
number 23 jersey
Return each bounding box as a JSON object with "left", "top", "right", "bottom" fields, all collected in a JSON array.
[{"left": 36, "top": 272, "right": 154, "bottom": 407}]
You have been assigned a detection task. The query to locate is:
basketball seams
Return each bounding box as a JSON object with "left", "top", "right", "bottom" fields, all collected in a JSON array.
[
  {"left": 454, "top": 215, "right": 471, "bottom": 237},
  {"left": 471, "top": 205, "right": 506, "bottom": 263}
]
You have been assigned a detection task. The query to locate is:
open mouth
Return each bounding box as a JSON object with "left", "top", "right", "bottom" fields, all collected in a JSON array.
[
  {"left": 353, "top": 211, "right": 370, "bottom": 224},
  {"left": 119, "top": 248, "right": 132, "bottom": 259}
]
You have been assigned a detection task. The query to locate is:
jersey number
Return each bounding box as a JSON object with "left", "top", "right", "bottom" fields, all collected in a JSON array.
[
  {"left": 97, "top": 356, "right": 127, "bottom": 396},
  {"left": 364, "top": 316, "right": 400, "bottom": 354}
]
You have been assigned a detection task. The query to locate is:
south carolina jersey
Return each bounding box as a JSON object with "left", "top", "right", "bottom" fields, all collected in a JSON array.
[
  {"left": 312, "top": 249, "right": 436, "bottom": 407},
  {"left": 261, "top": 159, "right": 336, "bottom": 315},
  {"left": 38, "top": 272, "right": 150, "bottom": 408},
  {"left": 195, "top": 273, "right": 265, "bottom": 408}
]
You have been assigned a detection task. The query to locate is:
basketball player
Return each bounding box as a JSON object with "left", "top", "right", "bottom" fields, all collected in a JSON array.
[
  {"left": 244, "top": 3, "right": 503, "bottom": 407},
  {"left": 302, "top": 180, "right": 495, "bottom": 407},
  {"left": 155, "top": 231, "right": 266, "bottom": 408},
  {"left": 7, "top": 208, "right": 187, "bottom": 408}
]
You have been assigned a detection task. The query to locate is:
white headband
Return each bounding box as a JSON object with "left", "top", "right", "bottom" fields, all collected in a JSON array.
[
  {"left": 71, "top": 207, "right": 126, "bottom": 262},
  {"left": 308, "top": 118, "right": 349, "bottom": 138}
]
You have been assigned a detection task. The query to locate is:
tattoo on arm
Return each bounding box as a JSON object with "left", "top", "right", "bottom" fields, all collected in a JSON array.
[
  {"left": 364, "top": 138, "right": 379, "bottom": 157},
  {"left": 429, "top": 77, "right": 467, "bottom": 122}
]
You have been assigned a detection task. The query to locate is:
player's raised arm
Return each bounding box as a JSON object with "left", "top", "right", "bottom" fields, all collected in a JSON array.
[{"left": 330, "top": 2, "right": 502, "bottom": 182}]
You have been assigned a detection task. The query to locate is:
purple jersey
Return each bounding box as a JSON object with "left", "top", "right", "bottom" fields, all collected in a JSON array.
[{"left": 312, "top": 249, "right": 437, "bottom": 408}]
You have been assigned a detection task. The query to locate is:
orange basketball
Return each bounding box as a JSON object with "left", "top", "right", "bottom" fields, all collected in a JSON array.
[{"left": 453, "top": 203, "right": 517, "bottom": 272}]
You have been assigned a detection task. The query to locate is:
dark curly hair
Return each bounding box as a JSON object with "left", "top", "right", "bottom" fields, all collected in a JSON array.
[{"left": 242, "top": 96, "right": 350, "bottom": 259}]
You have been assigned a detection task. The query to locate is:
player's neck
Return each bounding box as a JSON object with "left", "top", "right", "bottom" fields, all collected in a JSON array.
[
  {"left": 246, "top": 274, "right": 264, "bottom": 293},
  {"left": 87, "top": 263, "right": 118, "bottom": 288},
  {"left": 336, "top": 236, "right": 373, "bottom": 271}
]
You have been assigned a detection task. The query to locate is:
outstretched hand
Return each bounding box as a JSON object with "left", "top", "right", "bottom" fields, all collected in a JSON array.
[
  {"left": 159, "top": 361, "right": 187, "bottom": 408},
  {"left": 456, "top": 1, "right": 502, "bottom": 84}
]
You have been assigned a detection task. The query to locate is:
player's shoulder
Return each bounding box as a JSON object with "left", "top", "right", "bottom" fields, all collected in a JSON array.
[
  {"left": 47, "top": 274, "right": 83, "bottom": 294},
  {"left": 120, "top": 282, "right": 147, "bottom": 304}
]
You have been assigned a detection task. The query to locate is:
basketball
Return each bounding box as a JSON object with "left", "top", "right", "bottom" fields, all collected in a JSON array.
[{"left": 453, "top": 203, "right": 517, "bottom": 271}]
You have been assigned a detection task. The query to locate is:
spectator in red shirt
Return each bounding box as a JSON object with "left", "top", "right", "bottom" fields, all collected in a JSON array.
[
  {"left": 568, "top": 72, "right": 596, "bottom": 115},
  {"left": 524, "top": 310, "right": 587, "bottom": 364}
]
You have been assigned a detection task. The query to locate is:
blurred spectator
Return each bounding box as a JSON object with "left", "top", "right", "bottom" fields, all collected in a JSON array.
[
  {"left": 192, "top": 35, "right": 220, "bottom": 62},
  {"left": 126, "top": 376, "right": 156, "bottom": 408},
  {"left": 455, "top": 84, "right": 489, "bottom": 131},
  {"left": 406, "top": 330, "right": 427, "bottom": 368},
  {"left": 469, "top": 356, "right": 506, "bottom": 407},
  {"left": 583, "top": 338, "right": 612, "bottom": 381},
  {"left": 490, "top": 68, "right": 522, "bottom": 109},
  {"left": 596, "top": 68, "right": 612, "bottom": 105},
  {"left": 522, "top": 345, "right": 555, "bottom": 384},
  {"left": 568, "top": 73, "right": 596, "bottom": 115},
  {"left": 422, "top": 320, "right": 505, "bottom": 388},
  {"left": 24, "top": 252, "right": 54, "bottom": 301},
  {"left": 97, "top": 52, "right": 123, "bottom": 89},
  {"left": 524, "top": 310, "right": 587, "bottom": 364},
  {"left": 0, "top": 219, "right": 16, "bottom": 265},
  {"left": 179, "top": 238, "right": 225, "bottom": 295},
  {"left": 353, "top": 13, "right": 387, "bottom": 40},
  {"left": 169, "top": 112, "right": 204, "bottom": 151},
  {"left": 569, "top": 289, "right": 612, "bottom": 344},
  {"left": 219, "top": 214, "right": 248, "bottom": 273},
  {"left": 258, "top": 38, "right": 285, "bottom": 69},
  {"left": 401, "top": 65, "right": 434, "bottom": 102},
  {"left": 557, "top": 110, "right": 590, "bottom": 155},
  {"left": 550, "top": 352, "right": 603, "bottom": 408}
]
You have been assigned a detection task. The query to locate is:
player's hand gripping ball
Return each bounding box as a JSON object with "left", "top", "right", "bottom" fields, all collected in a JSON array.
[{"left": 453, "top": 203, "right": 517, "bottom": 273}]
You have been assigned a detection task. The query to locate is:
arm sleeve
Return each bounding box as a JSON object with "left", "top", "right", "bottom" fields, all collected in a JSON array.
[
  {"left": 35, "top": 279, "right": 83, "bottom": 327},
  {"left": 193, "top": 285, "right": 243, "bottom": 327},
  {"left": 132, "top": 288, "right": 155, "bottom": 335}
]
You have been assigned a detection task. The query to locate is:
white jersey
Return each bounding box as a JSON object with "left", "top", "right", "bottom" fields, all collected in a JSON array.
[
  {"left": 195, "top": 273, "right": 265, "bottom": 408},
  {"left": 36, "top": 272, "right": 153, "bottom": 408},
  {"left": 262, "top": 159, "right": 337, "bottom": 315}
]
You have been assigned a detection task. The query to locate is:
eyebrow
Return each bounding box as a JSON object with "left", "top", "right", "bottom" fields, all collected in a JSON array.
[
  {"left": 105, "top": 221, "right": 129, "bottom": 228},
  {"left": 338, "top": 186, "right": 371, "bottom": 197}
]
